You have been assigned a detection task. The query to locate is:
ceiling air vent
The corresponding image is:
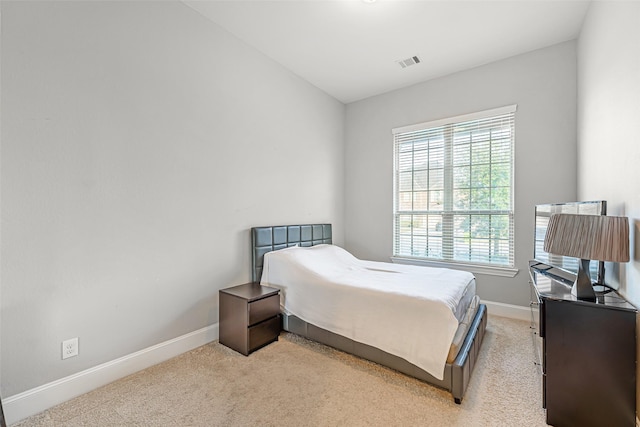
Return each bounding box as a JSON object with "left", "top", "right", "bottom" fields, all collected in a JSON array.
[{"left": 397, "top": 55, "right": 421, "bottom": 69}]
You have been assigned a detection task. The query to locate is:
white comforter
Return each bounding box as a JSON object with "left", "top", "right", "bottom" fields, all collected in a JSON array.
[{"left": 260, "top": 244, "right": 475, "bottom": 380}]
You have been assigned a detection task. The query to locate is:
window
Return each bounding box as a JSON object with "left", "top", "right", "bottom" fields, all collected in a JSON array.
[{"left": 392, "top": 105, "right": 516, "bottom": 270}]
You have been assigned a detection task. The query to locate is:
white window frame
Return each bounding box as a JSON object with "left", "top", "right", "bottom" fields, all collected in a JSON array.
[{"left": 391, "top": 105, "right": 518, "bottom": 278}]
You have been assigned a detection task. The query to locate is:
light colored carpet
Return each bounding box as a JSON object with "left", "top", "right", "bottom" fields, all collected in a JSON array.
[{"left": 12, "top": 315, "right": 547, "bottom": 426}]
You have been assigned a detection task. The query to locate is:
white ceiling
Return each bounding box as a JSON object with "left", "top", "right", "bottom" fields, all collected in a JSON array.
[{"left": 184, "top": 0, "right": 591, "bottom": 104}]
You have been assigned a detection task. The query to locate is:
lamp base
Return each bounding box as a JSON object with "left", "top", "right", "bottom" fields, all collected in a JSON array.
[{"left": 571, "top": 258, "right": 596, "bottom": 302}]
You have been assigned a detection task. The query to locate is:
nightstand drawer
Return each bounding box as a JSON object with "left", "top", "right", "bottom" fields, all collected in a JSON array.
[
  {"left": 248, "top": 294, "right": 279, "bottom": 326},
  {"left": 248, "top": 315, "right": 281, "bottom": 352}
]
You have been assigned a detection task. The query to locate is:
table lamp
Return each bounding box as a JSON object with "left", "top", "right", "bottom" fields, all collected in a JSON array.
[{"left": 543, "top": 213, "right": 629, "bottom": 301}]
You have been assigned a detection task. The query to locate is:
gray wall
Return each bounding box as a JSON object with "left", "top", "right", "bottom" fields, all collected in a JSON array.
[
  {"left": 1, "top": 1, "right": 344, "bottom": 396},
  {"left": 344, "top": 41, "right": 578, "bottom": 306},
  {"left": 577, "top": 2, "right": 640, "bottom": 306}
]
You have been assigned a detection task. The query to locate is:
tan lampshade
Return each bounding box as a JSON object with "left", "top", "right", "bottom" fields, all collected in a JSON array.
[{"left": 544, "top": 213, "right": 630, "bottom": 263}]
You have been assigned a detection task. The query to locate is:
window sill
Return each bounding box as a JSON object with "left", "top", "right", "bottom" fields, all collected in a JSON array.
[{"left": 390, "top": 257, "right": 519, "bottom": 278}]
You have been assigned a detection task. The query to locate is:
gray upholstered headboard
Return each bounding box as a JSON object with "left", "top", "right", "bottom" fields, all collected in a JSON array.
[{"left": 251, "top": 224, "right": 332, "bottom": 283}]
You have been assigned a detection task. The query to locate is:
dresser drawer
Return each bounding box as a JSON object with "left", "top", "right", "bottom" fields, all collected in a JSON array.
[
  {"left": 248, "top": 294, "right": 280, "bottom": 326},
  {"left": 248, "top": 315, "right": 281, "bottom": 352}
]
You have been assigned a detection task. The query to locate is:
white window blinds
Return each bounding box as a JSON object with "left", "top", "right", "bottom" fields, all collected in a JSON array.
[{"left": 392, "top": 105, "right": 516, "bottom": 268}]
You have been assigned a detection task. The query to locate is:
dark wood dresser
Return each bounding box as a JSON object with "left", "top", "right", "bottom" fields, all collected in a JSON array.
[
  {"left": 529, "top": 261, "right": 637, "bottom": 427},
  {"left": 219, "top": 282, "right": 281, "bottom": 356}
]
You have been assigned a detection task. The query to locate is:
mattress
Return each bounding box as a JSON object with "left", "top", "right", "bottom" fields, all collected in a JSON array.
[
  {"left": 260, "top": 244, "right": 476, "bottom": 380},
  {"left": 454, "top": 277, "right": 476, "bottom": 322}
]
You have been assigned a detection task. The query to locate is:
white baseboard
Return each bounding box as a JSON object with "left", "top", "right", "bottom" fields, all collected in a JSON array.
[
  {"left": 3, "top": 323, "right": 219, "bottom": 425},
  {"left": 482, "top": 300, "right": 530, "bottom": 321}
]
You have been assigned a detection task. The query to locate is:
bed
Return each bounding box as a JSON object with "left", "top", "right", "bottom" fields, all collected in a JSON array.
[{"left": 251, "top": 224, "right": 487, "bottom": 404}]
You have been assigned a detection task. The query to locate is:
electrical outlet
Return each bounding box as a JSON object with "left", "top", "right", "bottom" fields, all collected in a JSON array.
[{"left": 62, "top": 337, "right": 79, "bottom": 359}]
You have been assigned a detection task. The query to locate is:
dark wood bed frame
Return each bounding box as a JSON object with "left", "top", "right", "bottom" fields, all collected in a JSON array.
[{"left": 251, "top": 224, "right": 487, "bottom": 404}]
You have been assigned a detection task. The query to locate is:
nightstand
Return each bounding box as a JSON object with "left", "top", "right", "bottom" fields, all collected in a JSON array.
[{"left": 219, "top": 282, "right": 281, "bottom": 355}]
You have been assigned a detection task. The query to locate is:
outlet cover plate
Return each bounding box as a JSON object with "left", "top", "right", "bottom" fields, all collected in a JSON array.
[{"left": 62, "top": 337, "right": 78, "bottom": 359}]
